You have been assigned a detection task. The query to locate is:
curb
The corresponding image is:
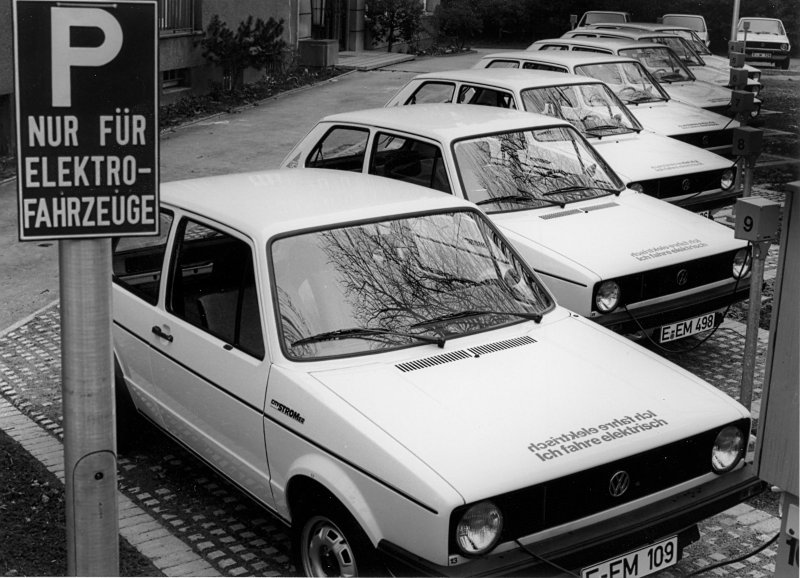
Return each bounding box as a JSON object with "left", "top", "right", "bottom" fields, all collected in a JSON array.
[{"left": 0, "top": 397, "right": 220, "bottom": 577}]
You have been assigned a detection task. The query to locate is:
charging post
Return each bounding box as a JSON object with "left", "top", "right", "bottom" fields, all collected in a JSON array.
[{"left": 733, "top": 196, "right": 780, "bottom": 410}]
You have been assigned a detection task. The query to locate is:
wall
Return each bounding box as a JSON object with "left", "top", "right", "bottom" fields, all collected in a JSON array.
[{"left": 0, "top": 0, "right": 14, "bottom": 154}]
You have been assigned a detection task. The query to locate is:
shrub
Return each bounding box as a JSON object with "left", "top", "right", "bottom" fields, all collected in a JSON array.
[
  {"left": 434, "top": 0, "right": 482, "bottom": 51},
  {"left": 200, "top": 15, "right": 288, "bottom": 91},
  {"left": 366, "top": 0, "right": 425, "bottom": 52}
]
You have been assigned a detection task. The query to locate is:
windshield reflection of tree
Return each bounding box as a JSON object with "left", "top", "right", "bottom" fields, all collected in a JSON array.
[
  {"left": 520, "top": 85, "right": 635, "bottom": 136},
  {"left": 621, "top": 48, "right": 691, "bottom": 82},
  {"left": 576, "top": 64, "right": 665, "bottom": 103},
  {"left": 273, "top": 212, "right": 552, "bottom": 358},
  {"left": 455, "top": 128, "right": 617, "bottom": 209}
]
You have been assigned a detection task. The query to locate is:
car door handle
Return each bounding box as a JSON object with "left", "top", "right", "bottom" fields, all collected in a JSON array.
[{"left": 152, "top": 326, "right": 174, "bottom": 342}]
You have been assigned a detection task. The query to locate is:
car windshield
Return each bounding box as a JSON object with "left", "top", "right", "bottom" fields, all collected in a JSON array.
[
  {"left": 674, "top": 30, "right": 712, "bottom": 55},
  {"left": 272, "top": 211, "right": 554, "bottom": 359},
  {"left": 651, "top": 36, "right": 704, "bottom": 66},
  {"left": 585, "top": 12, "right": 627, "bottom": 24},
  {"left": 453, "top": 126, "right": 623, "bottom": 212},
  {"left": 520, "top": 83, "right": 641, "bottom": 137},
  {"left": 575, "top": 62, "right": 669, "bottom": 103},
  {"left": 739, "top": 20, "right": 785, "bottom": 35},
  {"left": 619, "top": 46, "right": 694, "bottom": 82}
]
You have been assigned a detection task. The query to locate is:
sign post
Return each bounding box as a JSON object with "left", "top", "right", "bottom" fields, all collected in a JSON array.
[{"left": 12, "top": 0, "right": 158, "bottom": 574}]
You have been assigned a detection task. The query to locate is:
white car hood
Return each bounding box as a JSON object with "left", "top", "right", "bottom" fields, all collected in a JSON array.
[
  {"left": 491, "top": 191, "right": 743, "bottom": 279},
  {"left": 589, "top": 130, "right": 730, "bottom": 182},
  {"left": 310, "top": 316, "right": 746, "bottom": 502},
  {"left": 628, "top": 100, "right": 739, "bottom": 136},
  {"left": 664, "top": 80, "right": 735, "bottom": 109}
]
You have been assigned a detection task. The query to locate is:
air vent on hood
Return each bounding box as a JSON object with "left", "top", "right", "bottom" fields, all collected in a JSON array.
[
  {"left": 583, "top": 202, "right": 619, "bottom": 212},
  {"left": 467, "top": 335, "right": 536, "bottom": 356},
  {"left": 539, "top": 208, "right": 584, "bottom": 220},
  {"left": 396, "top": 350, "right": 471, "bottom": 372}
]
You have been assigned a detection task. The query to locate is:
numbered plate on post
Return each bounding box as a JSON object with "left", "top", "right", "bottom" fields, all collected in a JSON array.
[{"left": 581, "top": 536, "right": 678, "bottom": 578}]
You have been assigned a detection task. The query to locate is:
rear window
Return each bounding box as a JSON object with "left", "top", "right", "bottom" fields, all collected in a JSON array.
[
  {"left": 662, "top": 15, "right": 706, "bottom": 32},
  {"left": 585, "top": 12, "right": 628, "bottom": 24}
]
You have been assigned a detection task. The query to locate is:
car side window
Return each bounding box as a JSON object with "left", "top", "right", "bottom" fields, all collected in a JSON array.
[
  {"left": 572, "top": 47, "right": 610, "bottom": 53},
  {"left": 112, "top": 210, "right": 174, "bottom": 305},
  {"left": 306, "top": 126, "right": 369, "bottom": 172},
  {"left": 369, "top": 133, "right": 451, "bottom": 194},
  {"left": 486, "top": 60, "right": 520, "bottom": 68},
  {"left": 522, "top": 62, "right": 568, "bottom": 72},
  {"left": 457, "top": 86, "right": 516, "bottom": 109},
  {"left": 406, "top": 82, "right": 455, "bottom": 104},
  {"left": 168, "top": 219, "right": 265, "bottom": 359},
  {"left": 540, "top": 45, "right": 569, "bottom": 51}
]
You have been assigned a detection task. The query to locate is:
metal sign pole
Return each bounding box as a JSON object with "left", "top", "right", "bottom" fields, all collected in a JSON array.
[
  {"left": 60, "top": 238, "right": 118, "bottom": 575},
  {"left": 739, "top": 240, "right": 770, "bottom": 410}
]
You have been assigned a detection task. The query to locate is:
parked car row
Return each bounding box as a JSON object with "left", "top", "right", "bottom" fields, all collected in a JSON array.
[{"left": 111, "top": 26, "right": 769, "bottom": 578}]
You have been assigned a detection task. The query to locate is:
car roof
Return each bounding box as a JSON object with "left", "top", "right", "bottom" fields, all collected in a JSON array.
[
  {"left": 321, "top": 104, "right": 572, "bottom": 141},
  {"left": 570, "top": 29, "right": 682, "bottom": 40},
  {"left": 483, "top": 50, "right": 640, "bottom": 66},
  {"left": 738, "top": 17, "right": 781, "bottom": 22},
  {"left": 411, "top": 67, "right": 604, "bottom": 89},
  {"left": 161, "top": 168, "right": 473, "bottom": 239},
  {"left": 536, "top": 37, "right": 665, "bottom": 51},
  {"left": 605, "top": 22, "right": 693, "bottom": 32}
]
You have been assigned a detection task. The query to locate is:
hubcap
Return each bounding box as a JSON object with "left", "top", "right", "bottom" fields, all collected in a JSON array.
[{"left": 302, "top": 516, "right": 357, "bottom": 577}]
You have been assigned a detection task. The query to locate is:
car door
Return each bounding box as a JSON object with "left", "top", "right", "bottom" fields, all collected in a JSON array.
[
  {"left": 148, "top": 214, "right": 275, "bottom": 509},
  {"left": 112, "top": 209, "right": 175, "bottom": 429}
]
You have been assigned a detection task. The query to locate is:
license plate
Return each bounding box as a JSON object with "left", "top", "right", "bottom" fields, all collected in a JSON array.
[
  {"left": 752, "top": 52, "right": 771, "bottom": 57},
  {"left": 696, "top": 210, "right": 710, "bottom": 219},
  {"left": 659, "top": 312, "right": 716, "bottom": 343},
  {"left": 581, "top": 536, "right": 678, "bottom": 578}
]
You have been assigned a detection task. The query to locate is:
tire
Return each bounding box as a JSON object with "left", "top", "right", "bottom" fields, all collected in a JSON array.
[
  {"left": 292, "top": 492, "right": 384, "bottom": 577},
  {"left": 780, "top": 58, "right": 790, "bottom": 70}
]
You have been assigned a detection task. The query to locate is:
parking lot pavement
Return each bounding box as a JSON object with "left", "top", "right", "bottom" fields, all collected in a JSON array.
[{"left": 0, "top": 291, "right": 783, "bottom": 577}]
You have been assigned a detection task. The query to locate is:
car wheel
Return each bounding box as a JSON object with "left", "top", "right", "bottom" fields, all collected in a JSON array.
[
  {"left": 780, "top": 58, "right": 790, "bottom": 70},
  {"left": 292, "top": 494, "right": 384, "bottom": 577}
]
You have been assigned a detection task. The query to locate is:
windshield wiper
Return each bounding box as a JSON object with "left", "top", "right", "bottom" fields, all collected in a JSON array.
[
  {"left": 292, "top": 327, "right": 446, "bottom": 348},
  {"left": 410, "top": 309, "right": 542, "bottom": 329},
  {"left": 543, "top": 185, "right": 623, "bottom": 196},
  {"left": 583, "top": 124, "right": 632, "bottom": 134},
  {"left": 477, "top": 194, "right": 566, "bottom": 209}
]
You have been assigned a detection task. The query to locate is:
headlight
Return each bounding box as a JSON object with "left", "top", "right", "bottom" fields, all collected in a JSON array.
[
  {"left": 780, "top": 43, "right": 789, "bottom": 51},
  {"left": 720, "top": 168, "right": 735, "bottom": 190},
  {"left": 456, "top": 502, "right": 503, "bottom": 556},
  {"left": 712, "top": 426, "right": 745, "bottom": 473},
  {"left": 749, "top": 84, "right": 761, "bottom": 97},
  {"left": 628, "top": 182, "right": 644, "bottom": 194},
  {"left": 750, "top": 71, "right": 761, "bottom": 82},
  {"left": 733, "top": 247, "right": 752, "bottom": 278},
  {"left": 595, "top": 280, "right": 621, "bottom": 313},
  {"left": 750, "top": 103, "right": 760, "bottom": 118}
]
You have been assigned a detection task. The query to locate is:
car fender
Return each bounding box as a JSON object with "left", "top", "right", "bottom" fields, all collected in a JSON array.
[{"left": 285, "top": 453, "right": 384, "bottom": 544}]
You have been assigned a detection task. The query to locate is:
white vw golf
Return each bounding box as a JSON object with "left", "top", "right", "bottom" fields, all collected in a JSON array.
[
  {"left": 282, "top": 105, "right": 752, "bottom": 341},
  {"left": 112, "top": 169, "right": 763, "bottom": 577}
]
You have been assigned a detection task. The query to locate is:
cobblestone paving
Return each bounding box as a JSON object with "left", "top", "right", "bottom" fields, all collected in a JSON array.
[{"left": 0, "top": 298, "right": 783, "bottom": 577}]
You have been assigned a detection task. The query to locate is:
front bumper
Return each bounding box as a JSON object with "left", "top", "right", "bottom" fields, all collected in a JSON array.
[
  {"left": 378, "top": 466, "right": 765, "bottom": 576},
  {"left": 592, "top": 275, "right": 750, "bottom": 336},
  {"left": 662, "top": 186, "right": 742, "bottom": 213}
]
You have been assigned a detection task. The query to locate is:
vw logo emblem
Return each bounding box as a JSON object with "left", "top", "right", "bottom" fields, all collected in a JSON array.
[
  {"left": 677, "top": 269, "right": 689, "bottom": 286},
  {"left": 681, "top": 178, "right": 691, "bottom": 191},
  {"left": 609, "top": 471, "right": 630, "bottom": 497}
]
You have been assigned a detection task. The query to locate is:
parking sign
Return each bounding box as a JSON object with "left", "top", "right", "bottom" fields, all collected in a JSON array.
[{"left": 13, "top": 0, "right": 158, "bottom": 240}]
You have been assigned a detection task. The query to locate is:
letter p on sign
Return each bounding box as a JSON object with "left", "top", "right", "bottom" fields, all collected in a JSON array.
[{"left": 50, "top": 7, "right": 123, "bottom": 107}]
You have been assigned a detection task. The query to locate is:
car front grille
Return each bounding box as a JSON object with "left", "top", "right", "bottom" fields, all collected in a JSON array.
[
  {"left": 636, "top": 169, "right": 726, "bottom": 201},
  {"left": 591, "top": 249, "right": 738, "bottom": 310},
  {"left": 448, "top": 419, "right": 749, "bottom": 549},
  {"left": 671, "top": 128, "right": 734, "bottom": 151},
  {"left": 746, "top": 41, "right": 784, "bottom": 50}
]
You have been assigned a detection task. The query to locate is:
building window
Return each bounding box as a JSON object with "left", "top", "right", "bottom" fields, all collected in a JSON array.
[
  {"left": 163, "top": 68, "right": 190, "bottom": 90},
  {"left": 159, "top": 0, "right": 196, "bottom": 33}
]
